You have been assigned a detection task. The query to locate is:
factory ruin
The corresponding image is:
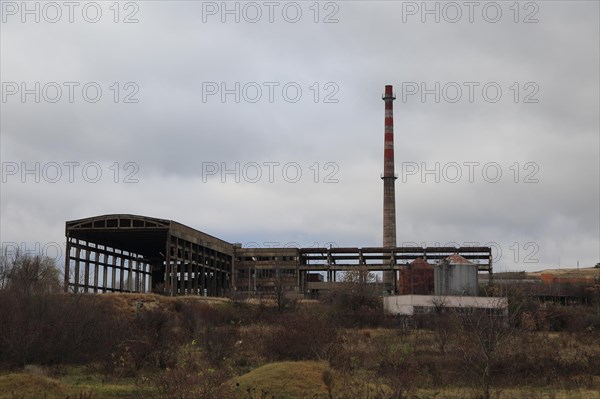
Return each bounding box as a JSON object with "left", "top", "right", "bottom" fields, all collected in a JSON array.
[{"left": 63, "top": 85, "right": 494, "bottom": 297}]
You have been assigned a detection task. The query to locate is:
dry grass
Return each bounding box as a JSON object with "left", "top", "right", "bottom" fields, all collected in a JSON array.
[
  {"left": 229, "top": 360, "right": 600, "bottom": 399},
  {"left": 0, "top": 373, "right": 69, "bottom": 399},
  {"left": 528, "top": 267, "right": 599, "bottom": 278},
  {"left": 2, "top": 292, "right": 599, "bottom": 398},
  {"left": 96, "top": 292, "right": 229, "bottom": 316},
  {"left": 413, "top": 387, "right": 600, "bottom": 399},
  {"left": 0, "top": 368, "right": 149, "bottom": 399}
]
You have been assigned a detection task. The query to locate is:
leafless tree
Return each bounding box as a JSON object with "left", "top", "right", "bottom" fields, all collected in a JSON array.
[
  {"left": 324, "top": 266, "right": 382, "bottom": 327},
  {"left": 273, "top": 269, "right": 296, "bottom": 312},
  {"left": 0, "top": 251, "right": 61, "bottom": 294},
  {"left": 0, "top": 250, "right": 12, "bottom": 290},
  {"left": 452, "top": 298, "right": 520, "bottom": 399},
  {"left": 431, "top": 296, "right": 452, "bottom": 354}
]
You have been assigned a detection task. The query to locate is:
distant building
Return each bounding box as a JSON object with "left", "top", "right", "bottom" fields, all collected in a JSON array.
[
  {"left": 540, "top": 273, "right": 596, "bottom": 285},
  {"left": 64, "top": 214, "right": 493, "bottom": 297},
  {"left": 384, "top": 254, "right": 507, "bottom": 316},
  {"left": 307, "top": 273, "right": 325, "bottom": 283},
  {"left": 383, "top": 295, "right": 508, "bottom": 316}
]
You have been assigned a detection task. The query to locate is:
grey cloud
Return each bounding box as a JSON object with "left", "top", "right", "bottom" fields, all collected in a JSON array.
[{"left": 1, "top": 1, "right": 598, "bottom": 272}]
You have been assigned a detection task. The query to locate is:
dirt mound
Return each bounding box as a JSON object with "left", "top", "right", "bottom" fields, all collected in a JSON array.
[{"left": 231, "top": 361, "right": 329, "bottom": 399}]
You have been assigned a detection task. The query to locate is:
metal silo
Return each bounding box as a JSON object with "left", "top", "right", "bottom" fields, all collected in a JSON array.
[{"left": 434, "top": 254, "right": 478, "bottom": 296}]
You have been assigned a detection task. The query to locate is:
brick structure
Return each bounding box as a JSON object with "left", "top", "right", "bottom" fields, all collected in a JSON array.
[{"left": 397, "top": 258, "right": 434, "bottom": 295}]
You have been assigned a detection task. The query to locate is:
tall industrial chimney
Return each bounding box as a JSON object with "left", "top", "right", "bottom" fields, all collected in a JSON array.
[{"left": 382, "top": 85, "right": 397, "bottom": 291}]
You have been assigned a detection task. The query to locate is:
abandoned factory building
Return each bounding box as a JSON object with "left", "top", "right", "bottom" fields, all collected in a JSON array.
[{"left": 64, "top": 214, "right": 493, "bottom": 297}]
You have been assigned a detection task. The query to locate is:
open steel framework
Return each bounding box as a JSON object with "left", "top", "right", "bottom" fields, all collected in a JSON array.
[
  {"left": 64, "top": 214, "right": 233, "bottom": 296},
  {"left": 65, "top": 214, "right": 493, "bottom": 296}
]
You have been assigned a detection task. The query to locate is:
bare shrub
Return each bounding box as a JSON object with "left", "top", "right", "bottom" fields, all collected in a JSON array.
[
  {"left": 0, "top": 290, "right": 124, "bottom": 368},
  {"left": 373, "top": 335, "right": 418, "bottom": 399},
  {"left": 0, "top": 254, "right": 125, "bottom": 367},
  {"left": 176, "top": 302, "right": 242, "bottom": 365},
  {"left": 226, "top": 324, "right": 268, "bottom": 374},
  {"left": 198, "top": 324, "right": 240, "bottom": 365},
  {"left": 322, "top": 367, "right": 334, "bottom": 399},
  {"left": 328, "top": 329, "right": 420, "bottom": 398},
  {"left": 328, "top": 331, "right": 367, "bottom": 374},
  {"left": 322, "top": 268, "right": 383, "bottom": 328},
  {"left": 149, "top": 343, "right": 232, "bottom": 399},
  {"left": 327, "top": 371, "right": 382, "bottom": 399},
  {"left": 264, "top": 309, "right": 339, "bottom": 361},
  {"left": 452, "top": 305, "right": 519, "bottom": 399},
  {"left": 429, "top": 296, "right": 454, "bottom": 354},
  {"left": 125, "top": 307, "right": 182, "bottom": 371}
]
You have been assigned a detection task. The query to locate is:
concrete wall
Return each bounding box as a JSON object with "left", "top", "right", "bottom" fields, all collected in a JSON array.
[{"left": 383, "top": 295, "right": 508, "bottom": 315}]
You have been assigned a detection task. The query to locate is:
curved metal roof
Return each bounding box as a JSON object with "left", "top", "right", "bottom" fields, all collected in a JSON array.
[{"left": 66, "top": 214, "right": 233, "bottom": 257}]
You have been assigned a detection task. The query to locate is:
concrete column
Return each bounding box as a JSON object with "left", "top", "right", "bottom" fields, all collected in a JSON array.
[
  {"left": 111, "top": 253, "right": 117, "bottom": 291},
  {"left": 187, "top": 241, "right": 193, "bottom": 295},
  {"left": 127, "top": 255, "right": 133, "bottom": 292},
  {"left": 84, "top": 243, "right": 91, "bottom": 293},
  {"left": 93, "top": 250, "right": 99, "bottom": 293},
  {"left": 64, "top": 238, "right": 71, "bottom": 292},
  {"left": 119, "top": 253, "right": 125, "bottom": 292},
  {"left": 172, "top": 238, "right": 179, "bottom": 296},
  {"left": 102, "top": 250, "right": 108, "bottom": 293},
  {"left": 74, "top": 245, "right": 81, "bottom": 293}
]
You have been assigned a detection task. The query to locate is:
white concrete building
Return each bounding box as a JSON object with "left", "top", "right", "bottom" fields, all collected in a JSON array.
[{"left": 383, "top": 295, "right": 508, "bottom": 316}]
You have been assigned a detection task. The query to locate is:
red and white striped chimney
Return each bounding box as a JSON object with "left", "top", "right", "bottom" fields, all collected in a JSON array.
[{"left": 382, "top": 85, "right": 397, "bottom": 290}]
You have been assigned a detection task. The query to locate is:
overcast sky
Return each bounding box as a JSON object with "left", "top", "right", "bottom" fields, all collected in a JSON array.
[{"left": 1, "top": 0, "right": 598, "bottom": 273}]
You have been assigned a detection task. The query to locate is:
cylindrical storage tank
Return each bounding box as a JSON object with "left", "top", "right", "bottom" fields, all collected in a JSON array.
[{"left": 434, "top": 254, "right": 478, "bottom": 296}]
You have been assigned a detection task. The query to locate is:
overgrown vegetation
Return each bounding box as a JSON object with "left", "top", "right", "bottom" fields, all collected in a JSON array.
[{"left": 1, "top": 254, "right": 599, "bottom": 398}]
